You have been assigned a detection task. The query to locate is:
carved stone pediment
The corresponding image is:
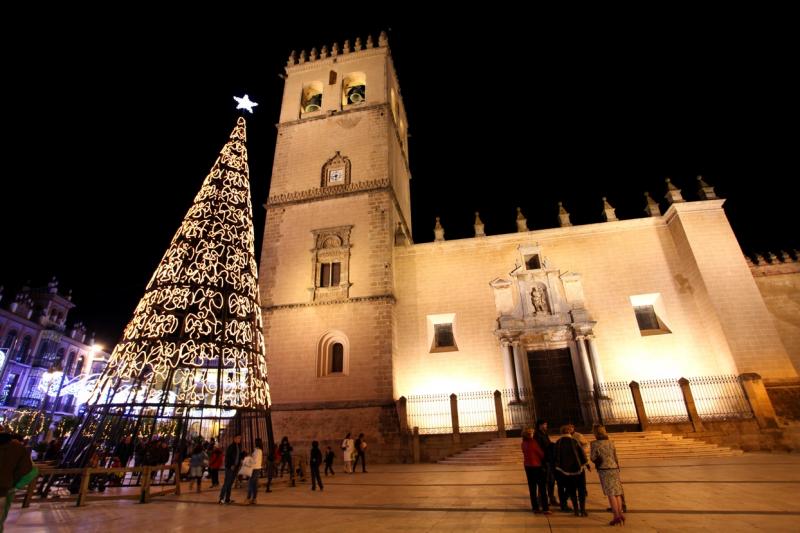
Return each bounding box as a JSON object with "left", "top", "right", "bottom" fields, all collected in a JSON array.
[{"left": 492, "top": 245, "right": 594, "bottom": 340}]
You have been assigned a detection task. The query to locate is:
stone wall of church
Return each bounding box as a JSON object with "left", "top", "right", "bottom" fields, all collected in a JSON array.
[
  {"left": 668, "top": 202, "right": 797, "bottom": 378},
  {"left": 260, "top": 192, "right": 395, "bottom": 306},
  {"left": 751, "top": 262, "right": 800, "bottom": 375},
  {"left": 271, "top": 402, "right": 411, "bottom": 465},
  {"left": 393, "top": 204, "right": 796, "bottom": 398},
  {"left": 264, "top": 298, "right": 394, "bottom": 404},
  {"left": 269, "top": 106, "right": 390, "bottom": 200}
]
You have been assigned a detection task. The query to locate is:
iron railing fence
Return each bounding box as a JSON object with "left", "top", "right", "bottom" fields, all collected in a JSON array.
[
  {"left": 501, "top": 388, "right": 537, "bottom": 430},
  {"left": 687, "top": 375, "right": 753, "bottom": 420},
  {"left": 406, "top": 388, "right": 536, "bottom": 435},
  {"left": 595, "top": 381, "right": 638, "bottom": 425},
  {"left": 637, "top": 378, "right": 690, "bottom": 423},
  {"left": 406, "top": 392, "right": 453, "bottom": 434},
  {"left": 455, "top": 390, "right": 497, "bottom": 433},
  {"left": 407, "top": 375, "right": 755, "bottom": 434}
]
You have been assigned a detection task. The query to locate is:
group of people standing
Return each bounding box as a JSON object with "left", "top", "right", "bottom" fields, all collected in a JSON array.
[
  {"left": 215, "top": 431, "right": 369, "bottom": 504},
  {"left": 522, "top": 421, "right": 627, "bottom": 526}
]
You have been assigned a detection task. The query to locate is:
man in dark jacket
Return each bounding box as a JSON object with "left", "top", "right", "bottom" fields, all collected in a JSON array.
[
  {"left": 533, "top": 419, "right": 558, "bottom": 507},
  {"left": 1, "top": 431, "right": 36, "bottom": 531},
  {"left": 218, "top": 434, "right": 242, "bottom": 504}
]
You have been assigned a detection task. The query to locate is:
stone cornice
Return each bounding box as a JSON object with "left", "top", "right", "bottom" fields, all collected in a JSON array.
[
  {"left": 750, "top": 260, "right": 800, "bottom": 277},
  {"left": 262, "top": 294, "right": 395, "bottom": 312},
  {"left": 266, "top": 178, "right": 391, "bottom": 208},
  {"left": 396, "top": 216, "right": 666, "bottom": 256}
]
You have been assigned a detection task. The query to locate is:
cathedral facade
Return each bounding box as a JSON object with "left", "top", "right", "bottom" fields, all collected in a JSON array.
[{"left": 258, "top": 34, "right": 798, "bottom": 458}]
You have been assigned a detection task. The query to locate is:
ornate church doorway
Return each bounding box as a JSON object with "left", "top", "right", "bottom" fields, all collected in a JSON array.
[{"left": 527, "top": 348, "right": 583, "bottom": 428}]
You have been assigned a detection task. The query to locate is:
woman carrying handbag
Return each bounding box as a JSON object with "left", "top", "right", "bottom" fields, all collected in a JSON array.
[{"left": 590, "top": 425, "right": 626, "bottom": 526}]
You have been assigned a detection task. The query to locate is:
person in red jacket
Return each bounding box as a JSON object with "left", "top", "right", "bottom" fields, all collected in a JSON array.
[
  {"left": 521, "top": 427, "right": 550, "bottom": 514},
  {"left": 207, "top": 441, "right": 224, "bottom": 488}
]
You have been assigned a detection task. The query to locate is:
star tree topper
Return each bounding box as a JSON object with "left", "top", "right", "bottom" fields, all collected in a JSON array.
[{"left": 234, "top": 94, "right": 258, "bottom": 113}]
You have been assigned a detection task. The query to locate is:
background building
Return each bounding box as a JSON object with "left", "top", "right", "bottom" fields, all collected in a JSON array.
[
  {"left": 257, "top": 35, "right": 799, "bottom": 459},
  {"left": 0, "top": 278, "right": 110, "bottom": 424}
]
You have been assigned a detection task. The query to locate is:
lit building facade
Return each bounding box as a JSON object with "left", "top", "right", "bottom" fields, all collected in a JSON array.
[
  {"left": 0, "top": 278, "right": 110, "bottom": 423},
  {"left": 259, "top": 35, "right": 799, "bottom": 456}
]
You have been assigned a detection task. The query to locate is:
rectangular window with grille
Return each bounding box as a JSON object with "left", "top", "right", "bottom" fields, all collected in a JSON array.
[
  {"left": 524, "top": 254, "right": 541, "bottom": 270},
  {"left": 630, "top": 294, "right": 671, "bottom": 336},
  {"left": 434, "top": 323, "right": 455, "bottom": 348},
  {"left": 633, "top": 304, "right": 671, "bottom": 336}
]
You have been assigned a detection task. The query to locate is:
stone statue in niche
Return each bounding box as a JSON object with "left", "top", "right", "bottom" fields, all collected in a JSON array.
[{"left": 531, "top": 285, "right": 549, "bottom": 315}]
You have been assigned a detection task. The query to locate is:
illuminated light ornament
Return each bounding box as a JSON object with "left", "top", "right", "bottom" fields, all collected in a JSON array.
[
  {"left": 61, "top": 116, "right": 272, "bottom": 467},
  {"left": 233, "top": 94, "right": 258, "bottom": 114}
]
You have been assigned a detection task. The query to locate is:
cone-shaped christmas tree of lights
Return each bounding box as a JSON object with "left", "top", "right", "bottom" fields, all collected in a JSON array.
[{"left": 63, "top": 116, "right": 272, "bottom": 466}]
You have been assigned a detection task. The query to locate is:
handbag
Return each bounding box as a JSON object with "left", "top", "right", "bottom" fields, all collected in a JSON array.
[{"left": 594, "top": 453, "right": 603, "bottom": 468}]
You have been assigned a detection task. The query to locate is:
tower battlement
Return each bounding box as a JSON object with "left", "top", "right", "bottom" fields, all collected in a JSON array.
[{"left": 285, "top": 32, "right": 389, "bottom": 71}]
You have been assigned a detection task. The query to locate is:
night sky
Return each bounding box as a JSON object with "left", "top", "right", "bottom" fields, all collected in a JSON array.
[{"left": 2, "top": 13, "right": 797, "bottom": 348}]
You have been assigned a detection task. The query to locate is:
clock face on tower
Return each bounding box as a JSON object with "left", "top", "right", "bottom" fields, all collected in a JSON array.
[{"left": 328, "top": 168, "right": 344, "bottom": 183}]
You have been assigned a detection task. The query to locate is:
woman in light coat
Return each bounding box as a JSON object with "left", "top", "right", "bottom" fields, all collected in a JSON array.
[
  {"left": 242, "top": 438, "right": 263, "bottom": 505},
  {"left": 341, "top": 432, "right": 355, "bottom": 473}
]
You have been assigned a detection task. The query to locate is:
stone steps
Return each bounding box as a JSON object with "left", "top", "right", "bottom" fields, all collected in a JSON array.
[{"left": 438, "top": 431, "right": 743, "bottom": 464}]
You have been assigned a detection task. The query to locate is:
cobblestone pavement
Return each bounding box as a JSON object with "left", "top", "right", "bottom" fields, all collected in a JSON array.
[{"left": 7, "top": 453, "right": 800, "bottom": 532}]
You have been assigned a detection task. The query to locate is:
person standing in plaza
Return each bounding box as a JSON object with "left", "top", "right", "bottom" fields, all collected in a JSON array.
[
  {"left": 324, "top": 446, "right": 335, "bottom": 476},
  {"left": 188, "top": 444, "right": 207, "bottom": 493},
  {"left": 278, "top": 436, "right": 295, "bottom": 486},
  {"left": 218, "top": 434, "right": 242, "bottom": 504},
  {"left": 244, "top": 438, "right": 263, "bottom": 505},
  {"left": 521, "top": 427, "right": 550, "bottom": 514},
  {"left": 341, "top": 432, "right": 355, "bottom": 474},
  {"left": 568, "top": 424, "right": 590, "bottom": 461},
  {"left": 554, "top": 425, "right": 589, "bottom": 517},
  {"left": 353, "top": 432, "right": 367, "bottom": 473},
  {"left": 1, "top": 431, "right": 37, "bottom": 533},
  {"left": 590, "top": 425, "right": 626, "bottom": 526},
  {"left": 309, "top": 441, "right": 324, "bottom": 491},
  {"left": 208, "top": 441, "right": 223, "bottom": 487},
  {"left": 265, "top": 443, "right": 279, "bottom": 493},
  {"left": 533, "top": 419, "right": 558, "bottom": 508}
]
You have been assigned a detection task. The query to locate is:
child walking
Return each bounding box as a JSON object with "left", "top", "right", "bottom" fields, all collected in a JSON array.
[{"left": 324, "top": 446, "right": 335, "bottom": 476}]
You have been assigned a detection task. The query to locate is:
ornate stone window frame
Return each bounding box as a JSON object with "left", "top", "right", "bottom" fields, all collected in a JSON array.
[
  {"left": 321, "top": 151, "right": 352, "bottom": 188},
  {"left": 311, "top": 225, "right": 353, "bottom": 301}
]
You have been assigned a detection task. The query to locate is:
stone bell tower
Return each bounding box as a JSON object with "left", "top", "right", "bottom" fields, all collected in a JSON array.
[{"left": 259, "top": 32, "right": 412, "bottom": 459}]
